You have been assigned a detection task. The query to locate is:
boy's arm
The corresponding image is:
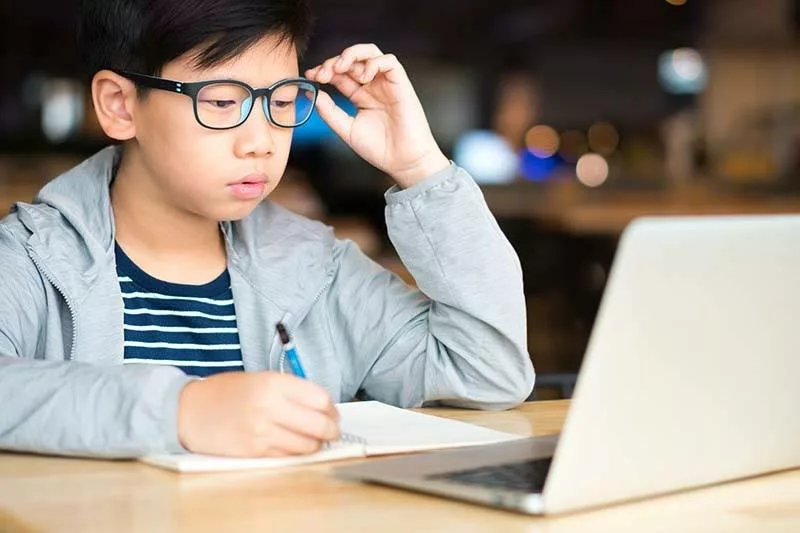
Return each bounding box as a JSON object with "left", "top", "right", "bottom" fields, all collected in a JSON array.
[
  {"left": 333, "top": 163, "right": 535, "bottom": 409},
  {"left": 0, "top": 352, "right": 192, "bottom": 458},
  {"left": 0, "top": 227, "right": 192, "bottom": 458}
]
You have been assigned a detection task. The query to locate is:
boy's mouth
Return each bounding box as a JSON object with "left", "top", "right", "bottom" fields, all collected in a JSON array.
[{"left": 229, "top": 174, "right": 268, "bottom": 200}]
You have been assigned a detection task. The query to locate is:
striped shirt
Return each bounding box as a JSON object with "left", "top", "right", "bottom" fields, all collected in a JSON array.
[{"left": 115, "top": 243, "right": 244, "bottom": 378}]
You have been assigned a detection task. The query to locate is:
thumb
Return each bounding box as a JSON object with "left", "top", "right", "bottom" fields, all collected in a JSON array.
[{"left": 315, "top": 89, "right": 353, "bottom": 143}]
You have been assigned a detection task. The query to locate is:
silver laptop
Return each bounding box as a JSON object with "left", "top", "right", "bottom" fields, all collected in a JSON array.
[{"left": 335, "top": 215, "right": 800, "bottom": 515}]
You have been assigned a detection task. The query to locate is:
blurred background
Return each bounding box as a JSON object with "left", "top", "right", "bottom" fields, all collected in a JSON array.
[{"left": 1, "top": 0, "right": 799, "bottom": 399}]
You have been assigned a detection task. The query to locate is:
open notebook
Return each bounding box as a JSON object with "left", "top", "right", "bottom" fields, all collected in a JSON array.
[{"left": 141, "top": 401, "right": 523, "bottom": 473}]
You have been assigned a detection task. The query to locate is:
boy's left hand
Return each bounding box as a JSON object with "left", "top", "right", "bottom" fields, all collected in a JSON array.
[{"left": 306, "top": 44, "right": 450, "bottom": 189}]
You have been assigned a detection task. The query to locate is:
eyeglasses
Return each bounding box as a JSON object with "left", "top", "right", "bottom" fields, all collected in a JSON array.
[{"left": 112, "top": 69, "right": 318, "bottom": 130}]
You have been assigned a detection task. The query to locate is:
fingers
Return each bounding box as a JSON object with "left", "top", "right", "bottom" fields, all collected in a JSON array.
[
  {"left": 179, "top": 371, "right": 343, "bottom": 458},
  {"left": 359, "top": 53, "right": 405, "bottom": 85},
  {"left": 279, "top": 374, "right": 337, "bottom": 416},
  {"left": 271, "top": 373, "right": 340, "bottom": 426},
  {"left": 306, "top": 43, "right": 404, "bottom": 86},
  {"left": 316, "top": 61, "right": 365, "bottom": 83},
  {"left": 309, "top": 43, "right": 383, "bottom": 81},
  {"left": 312, "top": 55, "right": 342, "bottom": 84},
  {"left": 255, "top": 424, "right": 325, "bottom": 456},
  {"left": 274, "top": 399, "right": 341, "bottom": 442},
  {"left": 320, "top": 71, "right": 363, "bottom": 100},
  {"left": 335, "top": 43, "right": 384, "bottom": 71},
  {"left": 251, "top": 374, "right": 341, "bottom": 455},
  {"left": 313, "top": 89, "right": 355, "bottom": 141}
]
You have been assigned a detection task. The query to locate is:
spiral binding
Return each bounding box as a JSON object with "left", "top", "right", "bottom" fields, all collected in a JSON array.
[
  {"left": 323, "top": 431, "right": 367, "bottom": 449},
  {"left": 338, "top": 431, "right": 367, "bottom": 445}
]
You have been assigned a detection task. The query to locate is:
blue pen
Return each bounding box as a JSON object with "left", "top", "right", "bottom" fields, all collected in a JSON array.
[{"left": 276, "top": 322, "right": 307, "bottom": 378}]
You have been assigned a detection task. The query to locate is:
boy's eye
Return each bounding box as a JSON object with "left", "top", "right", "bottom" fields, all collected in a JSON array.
[
  {"left": 271, "top": 100, "right": 295, "bottom": 110},
  {"left": 201, "top": 99, "right": 237, "bottom": 109}
]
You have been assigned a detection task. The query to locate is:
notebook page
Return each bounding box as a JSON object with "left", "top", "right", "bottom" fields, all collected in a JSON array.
[
  {"left": 338, "top": 401, "right": 523, "bottom": 456},
  {"left": 140, "top": 437, "right": 364, "bottom": 473},
  {"left": 140, "top": 401, "right": 522, "bottom": 472}
]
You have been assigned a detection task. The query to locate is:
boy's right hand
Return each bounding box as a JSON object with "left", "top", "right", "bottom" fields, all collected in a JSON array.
[{"left": 177, "top": 372, "right": 340, "bottom": 457}]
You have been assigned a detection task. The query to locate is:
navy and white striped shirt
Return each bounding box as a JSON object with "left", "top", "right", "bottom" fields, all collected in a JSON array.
[{"left": 115, "top": 243, "right": 244, "bottom": 378}]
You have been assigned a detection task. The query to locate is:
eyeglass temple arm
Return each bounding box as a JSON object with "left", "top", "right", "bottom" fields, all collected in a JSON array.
[{"left": 110, "top": 69, "right": 184, "bottom": 94}]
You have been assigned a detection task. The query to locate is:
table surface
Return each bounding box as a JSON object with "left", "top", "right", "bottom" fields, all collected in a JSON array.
[
  {"left": 481, "top": 181, "right": 800, "bottom": 235},
  {"left": 1, "top": 400, "right": 799, "bottom": 533}
]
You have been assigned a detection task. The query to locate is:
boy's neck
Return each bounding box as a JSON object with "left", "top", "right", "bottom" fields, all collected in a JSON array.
[{"left": 110, "top": 147, "right": 228, "bottom": 285}]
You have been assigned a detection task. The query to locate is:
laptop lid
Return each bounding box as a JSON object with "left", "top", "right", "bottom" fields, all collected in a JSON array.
[{"left": 542, "top": 215, "right": 800, "bottom": 514}]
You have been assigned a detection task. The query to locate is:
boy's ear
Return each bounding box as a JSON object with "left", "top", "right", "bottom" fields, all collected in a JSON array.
[{"left": 91, "top": 70, "right": 138, "bottom": 141}]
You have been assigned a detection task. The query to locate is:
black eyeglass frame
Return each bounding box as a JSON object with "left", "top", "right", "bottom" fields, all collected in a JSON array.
[{"left": 111, "top": 69, "right": 319, "bottom": 130}]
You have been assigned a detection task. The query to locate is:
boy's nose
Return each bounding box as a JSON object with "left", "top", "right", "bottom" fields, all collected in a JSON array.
[{"left": 234, "top": 96, "right": 277, "bottom": 158}]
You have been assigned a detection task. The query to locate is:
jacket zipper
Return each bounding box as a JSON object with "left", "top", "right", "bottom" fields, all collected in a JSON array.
[
  {"left": 26, "top": 247, "right": 78, "bottom": 361},
  {"left": 224, "top": 225, "right": 335, "bottom": 374},
  {"left": 275, "top": 273, "right": 334, "bottom": 373}
]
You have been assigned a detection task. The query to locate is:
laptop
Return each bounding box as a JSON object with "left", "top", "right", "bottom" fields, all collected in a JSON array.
[{"left": 335, "top": 215, "right": 800, "bottom": 515}]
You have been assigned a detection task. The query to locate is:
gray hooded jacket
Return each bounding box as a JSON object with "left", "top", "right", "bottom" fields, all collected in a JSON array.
[{"left": 0, "top": 146, "right": 534, "bottom": 458}]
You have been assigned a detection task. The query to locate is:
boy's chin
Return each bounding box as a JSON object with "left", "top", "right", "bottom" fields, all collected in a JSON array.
[{"left": 205, "top": 201, "right": 263, "bottom": 223}]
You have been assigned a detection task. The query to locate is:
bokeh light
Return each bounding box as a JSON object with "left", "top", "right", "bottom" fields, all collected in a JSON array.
[
  {"left": 520, "top": 148, "right": 557, "bottom": 181},
  {"left": 453, "top": 130, "right": 518, "bottom": 184},
  {"left": 41, "top": 79, "right": 84, "bottom": 144},
  {"left": 587, "top": 122, "right": 620, "bottom": 156},
  {"left": 658, "top": 48, "right": 707, "bottom": 94},
  {"left": 576, "top": 153, "right": 609, "bottom": 187},
  {"left": 525, "top": 125, "right": 560, "bottom": 158}
]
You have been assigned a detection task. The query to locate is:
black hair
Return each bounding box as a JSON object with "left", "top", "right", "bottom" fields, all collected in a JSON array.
[{"left": 77, "top": 0, "right": 312, "bottom": 80}]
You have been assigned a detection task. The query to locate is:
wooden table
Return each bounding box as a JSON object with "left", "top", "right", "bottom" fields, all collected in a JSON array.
[
  {"left": 1, "top": 400, "right": 798, "bottom": 533},
  {"left": 482, "top": 181, "right": 800, "bottom": 235}
]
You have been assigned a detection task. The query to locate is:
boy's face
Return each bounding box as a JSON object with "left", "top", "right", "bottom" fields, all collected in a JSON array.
[{"left": 131, "top": 35, "right": 299, "bottom": 222}]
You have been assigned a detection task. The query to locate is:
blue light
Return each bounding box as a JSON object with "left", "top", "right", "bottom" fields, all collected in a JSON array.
[{"left": 520, "top": 148, "right": 557, "bottom": 181}]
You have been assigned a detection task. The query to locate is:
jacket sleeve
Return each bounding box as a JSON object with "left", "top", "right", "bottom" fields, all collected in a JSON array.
[
  {"left": 329, "top": 163, "right": 535, "bottom": 410},
  {"left": 0, "top": 224, "right": 192, "bottom": 458}
]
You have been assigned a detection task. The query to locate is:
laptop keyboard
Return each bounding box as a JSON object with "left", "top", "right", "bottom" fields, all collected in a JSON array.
[{"left": 429, "top": 457, "right": 553, "bottom": 494}]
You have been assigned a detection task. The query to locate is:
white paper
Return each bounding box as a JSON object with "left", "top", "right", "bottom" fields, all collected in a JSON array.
[
  {"left": 340, "top": 401, "right": 522, "bottom": 456},
  {"left": 140, "top": 401, "right": 521, "bottom": 473}
]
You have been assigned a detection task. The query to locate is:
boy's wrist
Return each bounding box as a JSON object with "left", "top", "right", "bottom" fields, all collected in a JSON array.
[
  {"left": 389, "top": 151, "right": 450, "bottom": 189},
  {"left": 177, "top": 379, "right": 203, "bottom": 452}
]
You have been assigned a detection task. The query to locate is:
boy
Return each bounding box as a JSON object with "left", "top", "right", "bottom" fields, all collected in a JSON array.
[{"left": 0, "top": 0, "right": 534, "bottom": 459}]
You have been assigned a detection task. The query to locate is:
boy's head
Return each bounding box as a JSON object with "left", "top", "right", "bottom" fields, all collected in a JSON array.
[{"left": 78, "top": 0, "right": 313, "bottom": 222}]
